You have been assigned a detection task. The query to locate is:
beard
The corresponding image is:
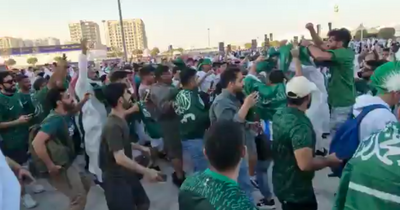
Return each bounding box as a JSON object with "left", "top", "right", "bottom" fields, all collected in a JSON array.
[
  {"left": 122, "top": 98, "right": 133, "bottom": 110},
  {"left": 63, "top": 102, "right": 76, "bottom": 112},
  {"left": 307, "top": 97, "right": 312, "bottom": 109},
  {"left": 4, "top": 86, "right": 16, "bottom": 94}
]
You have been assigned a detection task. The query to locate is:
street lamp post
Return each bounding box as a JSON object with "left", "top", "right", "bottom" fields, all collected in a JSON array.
[
  {"left": 207, "top": 28, "right": 210, "bottom": 47},
  {"left": 117, "top": 0, "right": 128, "bottom": 61}
]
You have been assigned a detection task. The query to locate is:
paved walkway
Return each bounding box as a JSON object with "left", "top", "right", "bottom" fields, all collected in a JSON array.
[{"left": 22, "top": 159, "right": 339, "bottom": 210}]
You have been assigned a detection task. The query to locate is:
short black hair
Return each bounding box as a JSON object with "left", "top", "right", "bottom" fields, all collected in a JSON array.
[
  {"left": 327, "top": 28, "right": 352, "bottom": 48},
  {"left": 15, "top": 74, "right": 28, "bottom": 83},
  {"left": 103, "top": 83, "right": 127, "bottom": 108},
  {"left": 269, "top": 70, "right": 286, "bottom": 84},
  {"left": 33, "top": 77, "right": 46, "bottom": 91},
  {"left": 172, "top": 66, "right": 180, "bottom": 74},
  {"left": 186, "top": 58, "right": 194, "bottom": 63},
  {"left": 220, "top": 67, "right": 241, "bottom": 88},
  {"left": 155, "top": 65, "right": 170, "bottom": 79},
  {"left": 287, "top": 94, "right": 309, "bottom": 106},
  {"left": 139, "top": 65, "right": 155, "bottom": 78},
  {"left": 0, "top": 71, "right": 12, "bottom": 84},
  {"left": 109, "top": 71, "right": 129, "bottom": 83},
  {"left": 46, "top": 87, "right": 66, "bottom": 109},
  {"left": 205, "top": 120, "right": 244, "bottom": 171},
  {"left": 383, "top": 48, "right": 390, "bottom": 52},
  {"left": 180, "top": 68, "right": 197, "bottom": 87}
]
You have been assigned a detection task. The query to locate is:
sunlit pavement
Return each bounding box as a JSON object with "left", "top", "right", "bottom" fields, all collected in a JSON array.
[{"left": 23, "top": 152, "right": 339, "bottom": 210}]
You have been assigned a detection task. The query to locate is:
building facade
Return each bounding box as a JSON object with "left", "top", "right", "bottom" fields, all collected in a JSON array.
[
  {"left": 69, "top": 21, "right": 102, "bottom": 45},
  {"left": 106, "top": 19, "right": 148, "bottom": 53},
  {"left": 0, "top": 37, "right": 24, "bottom": 49}
]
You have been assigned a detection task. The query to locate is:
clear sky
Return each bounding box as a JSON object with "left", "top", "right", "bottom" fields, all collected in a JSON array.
[{"left": 1, "top": 0, "right": 398, "bottom": 50}]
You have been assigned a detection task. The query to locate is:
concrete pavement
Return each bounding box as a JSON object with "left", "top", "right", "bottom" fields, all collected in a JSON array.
[{"left": 22, "top": 159, "right": 339, "bottom": 210}]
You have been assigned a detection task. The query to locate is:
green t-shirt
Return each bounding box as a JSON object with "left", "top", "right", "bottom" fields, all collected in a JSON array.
[
  {"left": 138, "top": 102, "right": 162, "bottom": 139},
  {"left": 355, "top": 79, "right": 370, "bottom": 96},
  {"left": 272, "top": 107, "right": 316, "bottom": 203},
  {"left": 174, "top": 89, "right": 209, "bottom": 140},
  {"left": 32, "top": 86, "right": 50, "bottom": 124},
  {"left": 126, "top": 112, "right": 140, "bottom": 143},
  {"left": 257, "top": 83, "right": 287, "bottom": 121},
  {"left": 333, "top": 122, "right": 400, "bottom": 210},
  {"left": 327, "top": 48, "right": 356, "bottom": 107},
  {"left": 243, "top": 75, "right": 286, "bottom": 121},
  {"left": 0, "top": 93, "right": 30, "bottom": 150},
  {"left": 40, "top": 111, "right": 75, "bottom": 147},
  {"left": 179, "top": 169, "right": 258, "bottom": 210},
  {"left": 33, "top": 81, "right": 70, "bottom": 124}
]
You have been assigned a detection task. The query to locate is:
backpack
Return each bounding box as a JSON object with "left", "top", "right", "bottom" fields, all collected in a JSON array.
[
  {"left": 28, "top": 114, "right": 76, "bottom": 175},
  {"left": 329, "top": 104, "right": 389, "bottom": 177}
]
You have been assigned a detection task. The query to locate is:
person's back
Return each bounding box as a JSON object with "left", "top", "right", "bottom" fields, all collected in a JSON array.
[
  {"left": 99, "top": 114, "right": 132, "bottom": 177},
  {"left": 179, "top": 169, "right": 257, "bottom": 210},
  {"left": 179, "top": 120, "right": 257, "bottom": 210},
  {"left": 272, "top": 106, "right": 316, "bottom": 202},
  {"left": 333, "top": 121, "right": 400, "bottom": 210}
]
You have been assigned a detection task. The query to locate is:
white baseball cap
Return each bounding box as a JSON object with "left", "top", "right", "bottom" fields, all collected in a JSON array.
[{"left": 286, "top": 76, "right": 317, "bottom": 98}]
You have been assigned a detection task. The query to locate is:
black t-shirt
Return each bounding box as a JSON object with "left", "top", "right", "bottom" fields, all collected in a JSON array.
[{"left": 99, "top": 115, "right": 133, "bottom": 178}]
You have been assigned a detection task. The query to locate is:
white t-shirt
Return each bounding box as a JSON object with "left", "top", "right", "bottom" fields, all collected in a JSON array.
[
  {"left": 0, "top": 150, "right": 21, "bottom": 210},
  {"left": 196, "top": 71, "right": 216, "bottom": 93}
]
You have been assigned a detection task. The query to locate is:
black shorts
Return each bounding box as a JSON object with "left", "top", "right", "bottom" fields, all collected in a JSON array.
[
  {"left": 159, "top": 119, "right": 182, "bottom": 160},
  {"left": 280, "top": 200, "right": 318, "bottom": 210},
  {"left": 1, "top": 147, "right": 29, "bottom": 165},
  {"left": 103, "top": 174, "right": 150, "bottom": 210}
]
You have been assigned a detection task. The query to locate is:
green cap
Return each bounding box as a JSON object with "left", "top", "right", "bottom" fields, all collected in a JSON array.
[
  {"left": 370, "top": 61, "right": 400, "bottom": 94},
  {"left": 172, "top": 58, "right": 186, "bottom": 69},
  {"left": 198, "top": 58, "right": 212, "bottom": 70}
]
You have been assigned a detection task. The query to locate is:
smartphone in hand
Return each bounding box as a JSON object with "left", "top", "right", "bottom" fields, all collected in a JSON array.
[{"left": 159, "top": 173, "right": 168, "bottom": 182}]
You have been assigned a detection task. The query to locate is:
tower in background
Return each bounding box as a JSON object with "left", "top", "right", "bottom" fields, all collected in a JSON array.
[
  {"left": 68, "top": 21, "right": 102, "bottom": 45},
  {"left": 106, "top": 19, "right": 148, "bottom": 53}
]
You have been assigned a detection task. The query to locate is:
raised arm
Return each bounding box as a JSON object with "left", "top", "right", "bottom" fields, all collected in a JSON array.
[
  {"left": 306, "top": 23, "right": 325, "bottom": 50},
  {"left": 77, "top": 39, "right": 89, "bottom": 86},
  {"left": 47, "top": 56, "right": 68, "bottom": 89}
]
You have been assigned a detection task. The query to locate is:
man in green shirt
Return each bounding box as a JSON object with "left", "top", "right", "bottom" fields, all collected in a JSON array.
[
  {"left": 31, "top": 87, "right": 91, "bottom": 210},
  {"left": 0, "top": 71, "right": 32, "bottom": 164},
  {"left": 179, "top": 120, "right": 258, "bottom": 210},
  {"left": 174, "top": 68, "right": 209, "bottom": 173},
  {"left": 32, "top": 59, "right": 69, "bottom": 124},
  {"left": 272, "top": 76, "right": 341, "bottom": 210},
  {"left": 303, "top": 24, "right": 356, "bottom": 137},
  {"left": 16, "top": 74, "right": 35, "bottom": 116}
]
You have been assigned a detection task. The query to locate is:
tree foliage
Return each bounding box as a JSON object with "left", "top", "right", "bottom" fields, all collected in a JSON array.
[
  {"left": 132, "top": 49, "right": 143, "bottom": 55},
  {"left": 150, "top": 47, "right": 160, "bottom": 56},
  {"left": 378, "top": 27, "right": 395, "bottom": 39},
  {"left": 27, "top": 57, "right": 38, "bottom": 66},
  {"left": 176, "top": 48, "right": 184, "bottom": 53},
  {"left": 244, "top": 43, "right": 252, "bottom": 49},
  {"left": 354, "top": 30, "right": 369, "bottom": 40},
  {"left": 230, "top": 45, "right": 239, "bottom": 51},
  {"left": 54, "top": 56, "right": 63, "bottom": 63},
  {"left": 5, "top": 59, "right": 16, "bottom": 66}
]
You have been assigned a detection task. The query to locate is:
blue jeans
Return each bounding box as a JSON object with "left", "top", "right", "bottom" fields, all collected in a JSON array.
[
  {"left": 182, "top": 139, "right": 208, "bottom": 173},
  {"left": 256, "top": 160, "right": 273, "bottom": 199},
  {"left": 238, "top": 159, "right": 254, "bottom": 203}
]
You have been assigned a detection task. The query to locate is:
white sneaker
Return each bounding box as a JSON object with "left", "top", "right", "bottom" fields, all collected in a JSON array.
[
  {"left": 22, "top": 194, "right": 38, "bottom": 209},
  {"left": 30, "top": 183, "right": 45, "bottom": 194}
]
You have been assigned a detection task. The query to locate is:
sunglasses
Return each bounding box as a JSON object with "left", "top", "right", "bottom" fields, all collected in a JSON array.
[{"left": 3, "top": 79, "right": 15, "bottom": 84}]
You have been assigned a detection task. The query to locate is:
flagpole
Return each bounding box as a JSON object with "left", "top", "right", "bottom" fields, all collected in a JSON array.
[{"left": 117, "top": 0, "right": 128, "bottom": 61}]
